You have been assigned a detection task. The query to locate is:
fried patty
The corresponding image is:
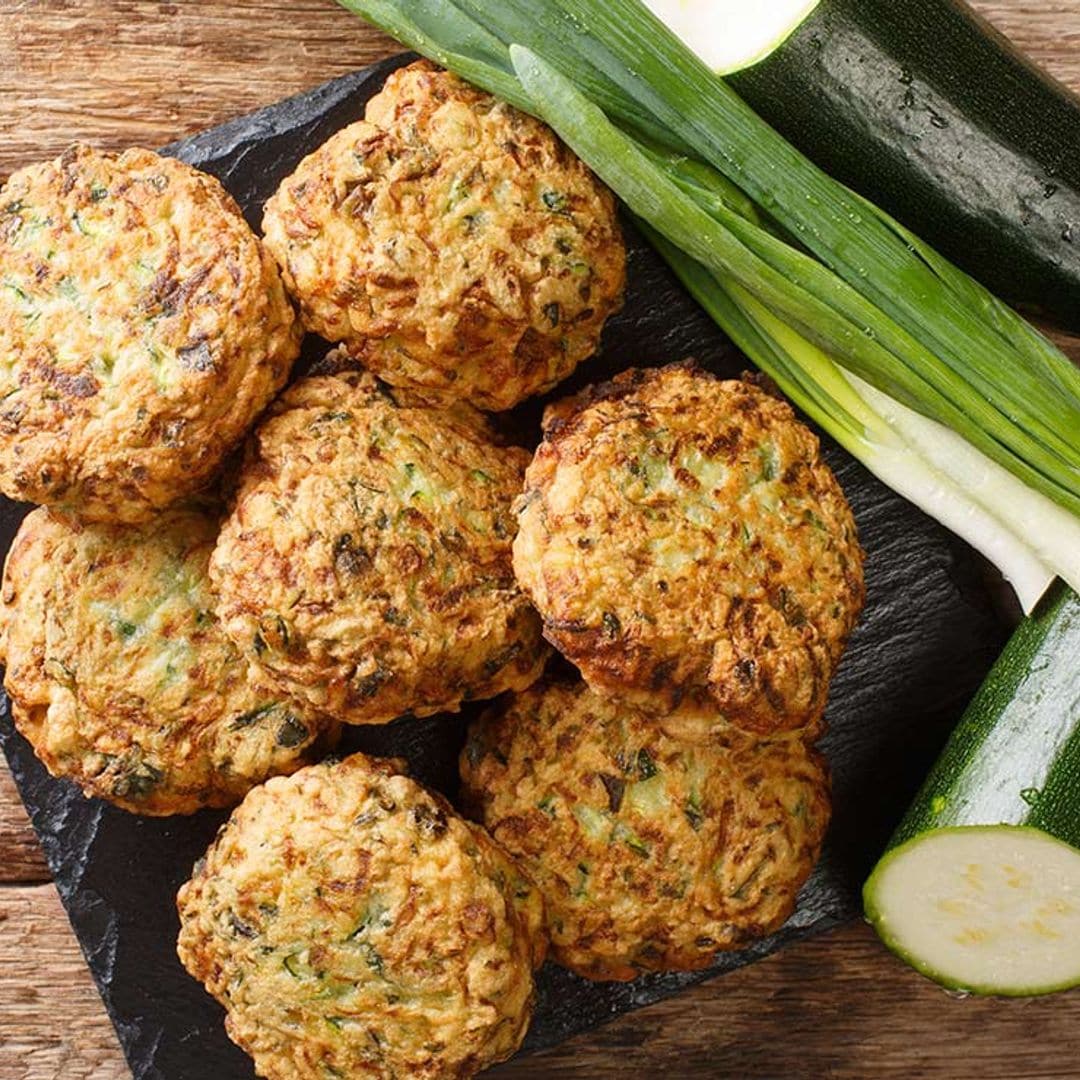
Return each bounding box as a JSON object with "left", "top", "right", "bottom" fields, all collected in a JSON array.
[
  {"left": 210, "top": 368, "right": 549, "bottom": 725},
  {"left": 177, "top": 752, "right": 546, "bottom": 1079},
  {"left": 0, "top": 144, "right": 300, "bottom": 522},
  {"left": 262, "top": 60, "right": 625, "bottom": 411},
  {"left": 459, "top": 679, "right": 830, "bottom": 982},
  {"left": 513, "top": 363, "right": 865, "bottom": 733},
  {"left": 0, "top": 506, "right": 336, "bottom": 815}
]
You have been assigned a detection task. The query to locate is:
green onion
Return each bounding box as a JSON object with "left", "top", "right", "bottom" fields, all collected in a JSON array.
[{"left": 506, "top": 46, "right": 1080, "bottom": 517}]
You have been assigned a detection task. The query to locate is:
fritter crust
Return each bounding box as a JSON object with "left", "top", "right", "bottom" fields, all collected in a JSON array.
[
  {"left": 459, "top": 679, "right": 830, "bottom": 982},
  {"left": 177, "top": 752, "right": 546, "bottom": 1080},
  {"left": 513, "top": 363, "right": 865, "bottom": 733},
  {"left": 262, "top": 61, "right": 625, "bottom": 411},
  {"left": 0, "top": 506, "right": 337, "bottom": 815},
  {"left": 210, "top": 369, "right": 549, "bottom": 725},
  {"left": 0, "top": 144, "right": 301, "bottom": 522}
]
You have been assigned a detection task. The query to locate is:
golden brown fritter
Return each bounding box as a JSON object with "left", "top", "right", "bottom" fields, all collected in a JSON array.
[
  {"left": 0, "top": 505, "right": 337, "bottom": 816},
  {"left": 459, "top": 679, "right": 830, "bottom": 982},
  {"left": 513, "top": 363, "right": 865, "bottom": 734},
  {"left": 210, "top": 369, "right": 549, "bottom": 725},
  {"left": 0, "top": 144, "right": 301, "bottom": 523},
  {"left": 262, "top": 60, "right": 625, "bottom": 411},
  {"left": 177, "top": 752, "right": 547, "bottom": 1080}
]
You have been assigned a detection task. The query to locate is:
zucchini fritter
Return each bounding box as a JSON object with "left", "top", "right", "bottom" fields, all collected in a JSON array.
[
  {"left": 177, "top": 752, "right": 546, "bottom": 1079},
  {"left": 210, "top": 369, "right": 549, "bottom": 725},
  {"left": 513, "top": 363, "right": 865, "bottom": 733},
  {"left": 0, "top": 506, "right": 336, "bottom": 815},
  {"left": 459, "top": 679, "right": 830, "bottom": 982},
  {"left": 0, "top": 144, "right": 301, "bottom": 522},
  {"left": 262, "top": 60, "right": 625, "bottom": 411}
]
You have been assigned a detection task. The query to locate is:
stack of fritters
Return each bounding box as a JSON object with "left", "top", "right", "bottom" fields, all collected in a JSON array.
[
  {"left": 0, "top": 504, "right": 336, "bottom": 815},
  {"left": 464, "top": 363, "right": 864, "bottom": 981},
  {"left": 0, "top": 55, "right": 866, "bottom": 1079},
  {"left": 0, "top": 143, "right": 335, "bottom": 814}
]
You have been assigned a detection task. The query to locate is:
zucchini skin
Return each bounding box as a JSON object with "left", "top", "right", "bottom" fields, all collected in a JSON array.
[
  {"left": 888, "top": 580, "right": 1080, "bottom": 849},
  {"left": 730, "top": 0, "right": 1080, "bottom": 329}
]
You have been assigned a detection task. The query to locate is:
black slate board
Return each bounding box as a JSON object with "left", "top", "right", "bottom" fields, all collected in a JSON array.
[{"left": 0, "top": 54, "right": 1012, "bottom": 1080}]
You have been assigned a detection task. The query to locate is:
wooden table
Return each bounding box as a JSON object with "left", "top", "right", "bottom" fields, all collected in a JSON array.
[{"left": 2, "top": 3, "right": 1079, "bottom": 1077}]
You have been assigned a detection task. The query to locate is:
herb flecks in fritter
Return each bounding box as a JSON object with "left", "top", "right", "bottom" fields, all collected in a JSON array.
[
  {"left": 460, "top": 679, "right": 830, "bottom": 982},
  {"left": 210, "top": 367, "right": 549, "bottom": 725},
  {"left": 262, "top": 60, "right": 625, "bottom": 411},
  {"left": 0, "top": 144, "right": 301, "bottom": 522},
  {"left": 513, "top": 363, "right": 865, "bottom": 733},
  {"left": 177, "top": 753, "right": 546, "bottom": 1079},
  {"left": 0, "top": 506, "right": 337, "bottom": 815}
]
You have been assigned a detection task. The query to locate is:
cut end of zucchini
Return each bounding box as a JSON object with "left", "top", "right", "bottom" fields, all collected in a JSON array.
[
  {"left": 865, "top": 826, "right": 1080, "bottom": 996},
  {"left": 641, "top": 0, "right": 821, "bottom": 75}
]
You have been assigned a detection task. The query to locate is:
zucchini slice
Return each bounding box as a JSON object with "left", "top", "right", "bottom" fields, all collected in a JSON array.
[
  {"left": 864, "top": 582, "right": 1080, "bottom": 996},
  {"left": 867, "top": 827, "right": 1080, "bottom": 996}
]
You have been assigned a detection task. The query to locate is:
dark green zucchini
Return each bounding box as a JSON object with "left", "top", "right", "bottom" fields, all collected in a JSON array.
[
  {"left": 729, "top": 0, "right": 1080, "bottom": 328},
  {"left": 864, "top": 580, "right": 1080, "bottom": 995}
]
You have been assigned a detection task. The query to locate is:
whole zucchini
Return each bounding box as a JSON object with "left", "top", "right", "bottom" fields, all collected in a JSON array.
[
  {"left": 727, "top": 0, "right": 1080, "bottom": 327},
  {"left": 864, "top": 580, "right": 1080, "bottom": 996}
]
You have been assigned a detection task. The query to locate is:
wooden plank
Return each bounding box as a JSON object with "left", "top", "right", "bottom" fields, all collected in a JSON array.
[
  {"left": 0, "top": 769, "right": 50, "bottom": 885},
  {"left": 495, "top": 921, "right": 1080, "bottom": 1079},
  {"left": 0, "top": 885, "right": 127, "bottom": 1080},
  {"left": 0, "top": 1, "right": 396, "bottom": 179},
  {"left": 1, "top": 2, "right": 1079, "bottom": 180},
  {"left": 971, "top": 2, "right": 1080, "bottom": 67},
  {"left": 3, "top": 885, "right": 1080, "bottom": 1080}
]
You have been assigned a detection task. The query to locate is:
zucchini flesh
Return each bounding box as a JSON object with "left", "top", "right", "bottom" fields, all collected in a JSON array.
[
  {"left": 641, "top": 0, "right": 821, "bottom": 75},
  {"left": 867, "top": 827, "right": 1080, "bottom": 996},
  {"left": 728, "top": 0, "right": 1080, "bottom": 328},
  {"left": 864, "top": 582, "right": 1080, "bottom": 995}
]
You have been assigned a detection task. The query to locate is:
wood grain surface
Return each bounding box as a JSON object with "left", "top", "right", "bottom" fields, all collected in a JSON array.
[{"left": 2, "top": 2, "right": 1079, "bottom": 1078}]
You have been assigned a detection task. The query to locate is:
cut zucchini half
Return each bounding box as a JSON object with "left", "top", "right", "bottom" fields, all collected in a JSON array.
[
  {"left": 865, "top": 826, "right": 1080, "bottom": 997},
  {"left": 863, "top": 583, "right": 1080, "bottom": 996},
  {"left": 641, "top": 0, "right": 821, "bottom": 74}
]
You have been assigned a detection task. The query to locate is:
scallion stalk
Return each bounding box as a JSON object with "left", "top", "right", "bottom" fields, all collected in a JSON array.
[{"left": 507, "top": 44, "right": 1080, "bottom": 517}]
